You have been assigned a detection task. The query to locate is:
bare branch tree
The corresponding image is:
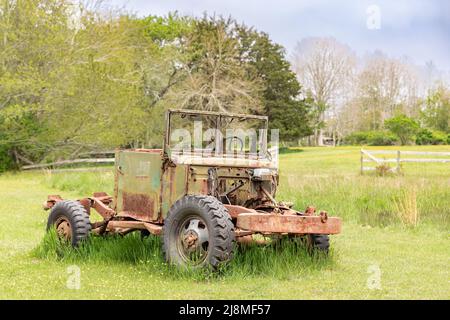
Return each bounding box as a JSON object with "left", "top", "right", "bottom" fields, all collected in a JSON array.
[
  {"left": 355, "top": 52, "right": 419, "bottom": 130},
  {"left": 292, "top": 37, "right": 355, "bottom": 145}
]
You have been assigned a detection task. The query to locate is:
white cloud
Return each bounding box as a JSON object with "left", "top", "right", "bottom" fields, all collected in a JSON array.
[{"left": 110, "top": 0, "right": 450, "bottom": 70}]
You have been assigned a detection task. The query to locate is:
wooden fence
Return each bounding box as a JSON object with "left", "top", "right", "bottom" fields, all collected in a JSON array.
[
  {"left": 360, "top": 149, "right": 450, "bottom": 174},
  {"left": 22, "top": 152, "right": 115, "bottom": 172}
]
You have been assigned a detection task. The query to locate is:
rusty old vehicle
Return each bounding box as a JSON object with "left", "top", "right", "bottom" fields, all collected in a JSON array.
[{"left": 44, "top": 109, "right": 341, "bottom": 268}]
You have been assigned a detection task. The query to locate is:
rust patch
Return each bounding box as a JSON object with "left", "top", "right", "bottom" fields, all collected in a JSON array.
[
  {"left": 43, "top": 194, "right": 63, "bottom": 210},
  {"left": 78, "top": 198, "right": 91, "bottom": 215},
  {"left": 169, "top": 166, "right": 175, "bottom": 198},
  {"left": 121, "top": 192, "right": 154, "bottom": 221},
  {"left": 93, "top": 192, "right": 108, "bottom": 198},
  {"left": 224, "top": 205, "right": 257, "bottom": 219},
  {"left": 304, "top": 206, "right": 316, "bottom": 216},
  {"left": 201, "top": 179, "right": 208, "bottom": 194},
  {"left": 90, "top": 197, "right": 115, "bottom": 219},
  {"left": 320, "top": 211, "right": 328, "bottom": 223},
  {"left": 237, "top": 213, "right": 342, "bottom": 235}
]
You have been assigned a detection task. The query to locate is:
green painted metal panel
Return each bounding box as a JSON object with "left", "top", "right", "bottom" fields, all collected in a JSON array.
[{"left": 116, "top": 150, "right": 162, "bottom": 221}]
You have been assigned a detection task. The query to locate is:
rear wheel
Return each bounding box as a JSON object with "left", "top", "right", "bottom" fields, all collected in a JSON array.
[
  {"left": 162, "top": 195, "right": 235, "bottom": 268},
  {"left": 47, "top": 200, "right": 91, "bottom": 247},
  {"left": 306, "top": 234, "right": 329, "bottom": 254},
  {"left": 285, "top": 233, "right": 330, "bottom": 254}
]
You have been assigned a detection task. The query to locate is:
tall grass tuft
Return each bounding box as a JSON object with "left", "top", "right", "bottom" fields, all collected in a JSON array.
[
  {"left": 33, "top": 231, "right": 334, "bottom": 280},
  {"left": 42, "top": 169, "right": 114, "bottom": 195},
  {"left": 394, "top": 186, "right": 419, "bottom": 227},
  {"left": 279, "top": 173, "right": 448, "bottom": 229}
]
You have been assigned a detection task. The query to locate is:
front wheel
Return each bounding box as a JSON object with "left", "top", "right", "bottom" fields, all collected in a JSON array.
[
  {"left": 162, "top": 195, "right": 235, "bottom": 268},
  {"left": 47, "top": 200, "right": 91, "bottom": 246}
]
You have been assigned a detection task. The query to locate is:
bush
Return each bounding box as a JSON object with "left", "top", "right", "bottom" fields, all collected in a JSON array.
[
  {"left": 367, "top": 131, "right": 399, "bottom": 146},
  {"left": 416, "top": 129, "right": 447, "bottom": 145},
  {"left": 0, "top": 145, "right": 15, "bottom": 173},
  {"left": 344, "top": 131, "right": 398, "bottom": 146},
  {"left": 385, "top": 115, "right": 419, "bottom": 145}
]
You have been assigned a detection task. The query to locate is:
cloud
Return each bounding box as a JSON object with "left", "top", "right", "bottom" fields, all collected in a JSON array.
[{"left": 110, "top": 0, "right": 450, "bottom": 70}]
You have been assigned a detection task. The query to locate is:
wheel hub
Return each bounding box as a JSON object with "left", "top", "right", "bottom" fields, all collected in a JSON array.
[
  {"left": 56, "top": 218, "right": 72, "bottom": 240},
  {"left": 182, "top": 230, "right": 199, "bottom": 250},
  {"left": 177, "top": 217, "right": 209, "bottom": 264}
]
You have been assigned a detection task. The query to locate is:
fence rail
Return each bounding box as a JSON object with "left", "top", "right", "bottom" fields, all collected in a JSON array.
[
  {"left": 21, "top": 158, "right": 115, "bottom": 170},
  {"left": 360, "top": 149, "right": 450, "bottom": 174}
]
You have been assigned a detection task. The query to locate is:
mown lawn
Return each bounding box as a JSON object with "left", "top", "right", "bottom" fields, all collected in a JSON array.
[{"left": 0, "top": 146, "right": 449, "bottom": 299}]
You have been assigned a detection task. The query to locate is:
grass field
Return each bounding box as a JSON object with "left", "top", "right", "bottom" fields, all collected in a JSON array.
[{"left": 0, "top": 146, "right": 449, "bottom": 299}]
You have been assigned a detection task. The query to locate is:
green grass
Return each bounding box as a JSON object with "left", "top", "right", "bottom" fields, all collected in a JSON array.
[{"left": 0, "top": 146, "right": 449, "bottom": 299}]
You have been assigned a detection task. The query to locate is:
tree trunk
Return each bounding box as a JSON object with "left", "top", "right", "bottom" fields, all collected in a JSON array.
[{"left": 317, "top": 129, "right": 324, "bottom": 146}]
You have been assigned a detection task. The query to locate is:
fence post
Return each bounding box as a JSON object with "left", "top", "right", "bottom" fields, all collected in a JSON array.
[
  {"left": 396, "top": 150, "right": 401, "bottom": 173},
  {"left": 360, "top": 149, "right": 364, "bottom": 175}
]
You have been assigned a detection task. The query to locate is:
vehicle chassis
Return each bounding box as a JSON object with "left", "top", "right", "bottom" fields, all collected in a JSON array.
[{"left": 44, "top": 109, "right": 341, "bottom": 265}]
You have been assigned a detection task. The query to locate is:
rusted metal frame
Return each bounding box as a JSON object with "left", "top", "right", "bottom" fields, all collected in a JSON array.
[
  {"left": 215, "top": 114, "right": 222, "bottom": 157},
  {"left": 107, "top": 221, "right": 162, "bottom": 233},
  {"left": 222, "top": 180, "right": 245, "bottom": 198},
  {"left": 43, "top": 195, "right": 64, "bottom": 210},
  {"left": 143, "top": 222, "right": 163, "bottom": 235},
  {"left": 81, "top": 194, "right": 116, "bottom": 234},
  {"left": 163, "top": 110, "right": 171, "bottom": 158},
  {"left": 44, "top": 193, "right": 115, "bottom": 220},
  {"left": 158, "top": 155, "right": 175, "bottom": 223},
  {"left": 91, "top": 220, "right": 163, "bottom": 235},
  {"left": 168, "top": 108, "right": 268, "bottom": 121},
  {"left": 259, "top": 184, "right": 278, "bottom": 209},
  {"left": 236, "top": 213, "right": 342, "bottom": 235},
  {"left": 237, "top": 235, "right": 269, "bottom": 245},
  {"left": 234, "top": 228, "right": 254, "bottom": 237},
  {"left": 165, "top": 110, "right": 269, "bottom": 159},
  {"left": 90, "top": 197, "right": 114, "bottom": 219},
  {"left": 224, "top": 204, "right": 257, "bottom": 219}
]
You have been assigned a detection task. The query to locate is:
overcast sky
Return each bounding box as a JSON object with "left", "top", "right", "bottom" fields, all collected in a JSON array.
[{"left": 110, "top": 0, "right": 450, "bottom": 71}]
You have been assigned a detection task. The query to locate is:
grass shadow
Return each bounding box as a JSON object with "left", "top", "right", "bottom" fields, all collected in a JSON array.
[{"left": 279, "top": 147, "right": 304, "bottom": 154}]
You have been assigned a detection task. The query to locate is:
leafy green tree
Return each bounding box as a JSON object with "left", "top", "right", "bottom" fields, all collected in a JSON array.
[
  {"left": 421, "top": 85, "right": 449, "bottom": 133},
  {"left": 136, "top": 13, "right": 192, "bottom": 147},
  {"left": 0, "top": 3, "right": 314, "bottom": 171},
  {"left": 236, "top": 25, "right": 312, "bottom": 141},
  {"left": 0, "top": 0, "right": 74, "bottom": 167},
  {"left": 385, "top": 115, "right": 419, "bottom": 145},
  {"left": 0, "top": 1, "right": 188, "bottom": 166}
]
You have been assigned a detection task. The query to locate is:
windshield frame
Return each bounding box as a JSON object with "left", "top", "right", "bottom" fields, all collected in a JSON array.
[{"left": 164, "top": 109, "right": 269, "bottom": 159}]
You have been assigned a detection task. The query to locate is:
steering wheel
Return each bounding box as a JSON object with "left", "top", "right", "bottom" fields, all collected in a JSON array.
[{"left": 225, "top": 136, "right": 244, "bottom": 152}]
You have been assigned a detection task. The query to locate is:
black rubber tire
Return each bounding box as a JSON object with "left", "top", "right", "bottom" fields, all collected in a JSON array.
[
  {"left": 162, "top": 195, "right": 235, "bottom": 268},
  {"left": 47, "top": 200, "right": 91, "bottom": 247},
  {"left": 307, "top": 234, "right": 330, "bottom": 254},
  {"left": 140, "top": 229, "right": 151, "bottom": 239}
]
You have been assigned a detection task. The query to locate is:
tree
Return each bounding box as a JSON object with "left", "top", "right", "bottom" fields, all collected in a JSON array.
[
  {"left": 292, "top": 37, "right": 355, "bottom": 145},
  {"left": 385, "top": 114, "right": 419, "bottom": 145},
  {"left": 0, "top": 1, "right": 195, "bottom": 169},
  {"left": 168, "top": 16, "right": 262, "bottom": 114},
  {"left": 133, "top": 13, "right": 192, "bottom": 147},
  {"left": 355, "top": 52, "right": 419, "bottom": 131},
  {"left": 0, "top": 0, "right": 76, "bottom": 166},
  {"left": 421, "top": 84, "right": 449, "bottom": 133},
  {"left": 236, "top": 25, "right": 312, "bottom": 141}
]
